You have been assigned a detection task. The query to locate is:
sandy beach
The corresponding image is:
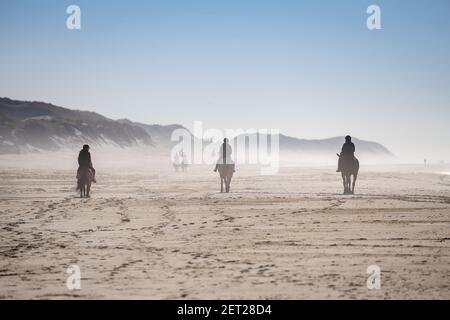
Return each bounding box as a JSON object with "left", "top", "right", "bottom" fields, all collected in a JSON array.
[
  {"left": 0, "top": 161, "right": 449, "bottom": 299},
  {"left": 2, "top": 0, "right": 450, "bottom": 302}
]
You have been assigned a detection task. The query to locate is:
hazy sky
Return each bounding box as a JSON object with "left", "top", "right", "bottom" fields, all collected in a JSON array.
[{"left": 1, "top": 0, "right": 449, "bottom": 161}]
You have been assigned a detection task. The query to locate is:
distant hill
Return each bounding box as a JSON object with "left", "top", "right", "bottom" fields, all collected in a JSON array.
[
  {"left": 277, "top": 134, "right": 393, "bottom": 157},
  {"left": 231, "top": 133, "right": 394, "bottom": 160},
  {"left": 0, "top": 97, "right": 394, "bottom": 160},
  {"left": 117, "top": 119, "right": 187, "bottom": 147},
  {"left": 0, "top": 97, "right": 154, "bottom": 153}
]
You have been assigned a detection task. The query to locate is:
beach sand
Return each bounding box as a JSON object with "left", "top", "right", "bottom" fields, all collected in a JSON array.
[{"left": 0, "top": 160, "right": 449, "bottom": 299}]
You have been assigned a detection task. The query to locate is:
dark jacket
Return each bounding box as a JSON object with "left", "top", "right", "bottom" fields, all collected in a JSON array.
[
  {"left": 341, "top": 142, "right": 355, "bottom": 157},
  {"left": 78, "top": 149, "right": 93, "bottom": 168}
]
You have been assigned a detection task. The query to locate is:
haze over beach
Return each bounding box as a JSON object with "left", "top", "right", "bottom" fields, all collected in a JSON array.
[
  {"left": 2, "top": 0, "right": 450, "bottom": 162},
  {"left": 1, "top": 0, "right": 450, "bottom": 300},
  {"left": 0, "top": 97, "right": 395, "bottom": 165}
]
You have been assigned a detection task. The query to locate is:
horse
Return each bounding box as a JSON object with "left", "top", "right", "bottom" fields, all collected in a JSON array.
[
  {"left": 173, "top": 162, "right": 188, "bottom": 172},
  {"left": 77, "top": 167, "right": 93, "bottom": 198},
  {"left": 217, "top": 164, "right": 234, "bottom": 193},
  {"left": 337, "top": 153, "right": 359, "bottom": 195},
  {"left": 180, "top": 161, "right": 188, "bottom": 172}
]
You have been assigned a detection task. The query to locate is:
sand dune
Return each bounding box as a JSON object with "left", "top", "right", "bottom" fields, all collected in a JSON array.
[{"left": 0, "top": 162, "right": 449, "bottom": 299}]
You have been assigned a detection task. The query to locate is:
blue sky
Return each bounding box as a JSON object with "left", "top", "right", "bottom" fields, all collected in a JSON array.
[{"left": 1, "top": 0, "right": 449, "bottom": 161}]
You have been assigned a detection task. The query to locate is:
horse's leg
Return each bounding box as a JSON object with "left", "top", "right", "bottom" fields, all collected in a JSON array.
[
  {"left": 87, "top": 183, "right": 90, "bottom": 198},
  {"left": 224, "top": 173, "right": 228, "bottom": 193},
  {"left": 347, "top": 175, "right": 351, "bottom": 194},
  {"left": 341, "top": 173, "right": 346, "bottom": 194},
  {"left": 227, "top": 172, "right": 232, "bottom": 193},
  {"left": 344, "top": 174, "right": 351, "bottom": 194},
  {"left": 352, "top": 173, "right": 357, "bottom": 194}
]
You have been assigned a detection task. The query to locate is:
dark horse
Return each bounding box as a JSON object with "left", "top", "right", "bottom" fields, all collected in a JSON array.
[
  {"left": 337, "top": 153, "right": 359, "bottom": 195},
  {"left": 217, "top": 164, "right": 234, "bottom": 193},
  {"left": 77, "top": 167, "right": 93, "bottom": 198}
]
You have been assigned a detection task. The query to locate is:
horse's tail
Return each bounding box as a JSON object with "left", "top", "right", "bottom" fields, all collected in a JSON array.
[{"left": 354, "top": 158, "right": 360, "bottom": 175}]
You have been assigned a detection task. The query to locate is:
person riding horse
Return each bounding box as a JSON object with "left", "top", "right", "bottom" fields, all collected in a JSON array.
[
  {"left": 213, "top": 138, "right": 235, "bottom": 172},
  {"left": 77, "top": 144, "right": 96, "bottom": 183},
  {"left": 337, "top": 135, "right": 355, "bottom": 172},
  {"left": 213, "top": 138, "right": 235, "bottom": 193}
]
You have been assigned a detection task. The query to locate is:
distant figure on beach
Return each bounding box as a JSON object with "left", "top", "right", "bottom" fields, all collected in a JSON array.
[
  {"left": 424, "top": 158, "right": 427, "bottom": 167},
  {"left": 77, "top": 144, "right": 96, "bottom": 197},
  {"left": 336, "top": 136, "right": 359, "bottom": 194},
  {"left": 214, "top": 138, "right": 235, "bottom": 193},
  {"left": 173, "top": 152, "right": 181, "bottom": 172},
  {"left": 213, "top": 138, "right": 235, "bottom": 172},
  {"left": 180, "top": 150, "right": 188, "bottom": 172},
  {"left": 173, "top": 150, "right": 188, "bottom": 172},
  {"left": 77, "top": 144, "right": 96, "bottom": 182},
  {"left": 336, "top": 135, "right": 355, "bottom": 173}
]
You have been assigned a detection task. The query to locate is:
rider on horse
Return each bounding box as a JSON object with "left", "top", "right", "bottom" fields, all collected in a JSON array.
[
  {"left": 213, "top": 138, "right": 235, "bottom": 172},
  {"left": 336, "top": 135, "right": 355, "bottom": 172},
  {"left": 77, "top": 144, "right": 96, "bottom": 183}
]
